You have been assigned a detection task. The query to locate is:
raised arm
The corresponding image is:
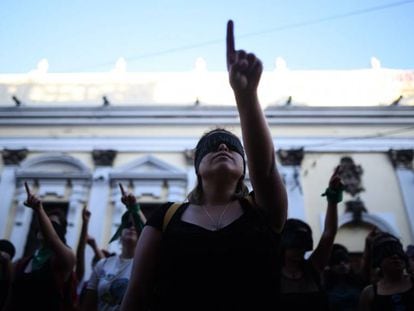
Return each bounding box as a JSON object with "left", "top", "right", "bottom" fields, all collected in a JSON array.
[
  {"left": 226, "top": 20, "right": 287, "bottom": 232},
  {"left": 119, "top": 184, "right": 161, "bottom": 311},
  {"left": 120, "top": 226, "right": 162, "bottom": 311},
  {"left": 360, "top": 227, "right": 380, "bottom": 284},
  {"left": 24, "top": 182, "right": 76, "bottom": 280},
  {"left": 76, "top": 205, "right": 91, "bottom": 282},
  {"left": 310, "top": 166, "right": 343, "bottom": 272},
  {"left": 120, "top": 183, "right": 147, "bottom": 225},
  {"left": 86, "top": 236, "right": 105, "bottom": 262}
]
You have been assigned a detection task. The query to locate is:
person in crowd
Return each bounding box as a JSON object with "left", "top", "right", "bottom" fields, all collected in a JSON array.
[
  {"left": 76, "top": 206, "right": 107, "bottom": 284},
  {"left": 358, "top": 227, "right": 381, "bottom": 285},
  {"left": 279, "top": 166, "right": 343, "bottom": 310},
  {"left": 76, "top": 205, "right": 93, "bottom": 285},
  {"left": 76, "top": 205, "right": 107, "bottom": 306},
  {"left": 120, "top": 20, "right": 288, "bottom": 311},
  {"left": 81, "top": 184, "right": 145, "bottom": 311},
  {"left": 358, "top": 232, "right": 414, "bottom": 310},
  {"left": 0, "top": 240, "right": 15, "bottom": 310},
  {"left": 5, "top": 182, "right": 77, "bottom": 311},
  {"left": 323, "top": 243, "right": 366, "bottom": 310},
  {"left": 406, "top": 245, "right": 414, "bottom": 276}
]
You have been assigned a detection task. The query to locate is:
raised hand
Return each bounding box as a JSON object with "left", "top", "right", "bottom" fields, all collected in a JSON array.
[
  {"left": 24, "top": 181, "right": 42, "bottom": 210},
  {"left": 86, "top": 235, "right": 97, "bottom": 248},
  {"left": 119, "top": 183, "right": 137, "bottom": 208},
  {"left": 329, "top": 165, "right": 344, "bottom": 190},
  {"left": 226, "top": 20, "right": 263, "bottom": 94},
  {"left": 82, "top": 205, "right": 91, "bottom": 223}
]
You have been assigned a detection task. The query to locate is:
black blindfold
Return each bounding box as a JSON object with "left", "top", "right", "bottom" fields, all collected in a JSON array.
[{"left": 194, "top": 131, "right": 245, "bottom": 174}]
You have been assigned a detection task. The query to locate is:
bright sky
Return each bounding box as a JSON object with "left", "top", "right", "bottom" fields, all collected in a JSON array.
[{"left": 1, "top": 0, "right": 413, "bottom": 73}]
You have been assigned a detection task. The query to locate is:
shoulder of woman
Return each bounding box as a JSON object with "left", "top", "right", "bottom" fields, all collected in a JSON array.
[{"left": 146, "top": 201, "right": 183, "bottom": 231}]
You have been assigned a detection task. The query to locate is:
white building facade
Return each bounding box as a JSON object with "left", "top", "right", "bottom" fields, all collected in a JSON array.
[{"left": 1, "top": 64, "right": 413, "bottom": 279}]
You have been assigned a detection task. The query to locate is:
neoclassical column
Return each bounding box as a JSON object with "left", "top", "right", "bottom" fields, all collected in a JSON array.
[
  {"left": 9, "top": 182, "right": 33, "bottom": 259},
  {"left": 81, "top": 150, "right": 117, "bottom": 282},
  {"left": 389, "top": 149, "right": 414, "bottom": 243},
  {"left": 277, "top": 148, "right": 305, "bottom": 220},
  {"left": 66, "top": 181, "right": 89, "bottom": 247},
  {"left": 87, "top": 150, "right": 117, "bottom": 245},
  {"left": 184, "top": 148, "right": 197, "bottom": 195},
  {"left": 0, "top": 149, "right": 28, "bottom": 237}
]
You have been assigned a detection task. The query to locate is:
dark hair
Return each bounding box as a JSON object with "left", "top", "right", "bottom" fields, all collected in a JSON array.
[
  {"left": 281, "top": 218, "right": 314, "bottom": 252},
  {"left": 0, "top": 239, "right": 16, "bottom": 259},
  {"left": 329, "top": 244, "right": 350, "bottom": 266},
  {"left": 372, "top": 232, "right": 407, "bottom": 268}
]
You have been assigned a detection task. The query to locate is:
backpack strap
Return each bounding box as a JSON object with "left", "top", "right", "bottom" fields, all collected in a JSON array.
[{"left": 162, "top": 202, "right": 182, "bottom": 232}]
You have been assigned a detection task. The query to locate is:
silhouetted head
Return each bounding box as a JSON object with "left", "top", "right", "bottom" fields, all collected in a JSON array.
[
  {"left": 0, "top": 239, "right": 16, "bottom": 260},
  {"left": 372, "top": 232, "right": 407, "bottom": 273},
  {"left": 329, "top": 244, "right": 352, "bottom": 274},
  {"left": 330, "top": 244, "right": 350, "bottom": 266},
  {"left": 282, "top": 218, "right": 313, "bottom": 252}
]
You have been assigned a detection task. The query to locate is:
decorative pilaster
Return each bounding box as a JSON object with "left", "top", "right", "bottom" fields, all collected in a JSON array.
[
  {"left": 9, "top": 182, "right": 34, "bottom": 259},
  {"left": 85, "top": 150, "right": 117, "bottom": 279},
  {"left": 389, "top": 149, "right": 413, "bottom": 169},
  {"left": 184, "top": 149, "right": 197, "bottom": 194},
  {"left": 389, "top": 149, "right": 414, "bottom": 243},
  {"left": 0, "top": 149, "right": 28, "bottom": 237},
  {"left": 65, "top": 182, "right": 88, "bottom": 247}
]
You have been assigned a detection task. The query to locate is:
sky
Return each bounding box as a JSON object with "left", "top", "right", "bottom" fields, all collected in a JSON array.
[{"left": 1, "top": 0, "right": 414, "bottom": 73}]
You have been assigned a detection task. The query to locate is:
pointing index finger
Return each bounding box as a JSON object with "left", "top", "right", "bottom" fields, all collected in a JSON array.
[
  {"left": 333, "top": 165, "right": 342, "bottom": 176},
  {"left": 24, "top": 182, "right": 31, "bottom": 196},
  {"left": 226, "top": 20, "right": 235, "bottom": 67},
  {"left": 119, "top": 183, "right": 126, "bottom": 196}
]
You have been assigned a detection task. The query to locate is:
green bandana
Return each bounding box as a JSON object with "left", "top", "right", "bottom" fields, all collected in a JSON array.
[
  {"left": 32, "top": 247, "right": 53, "bottom": 271},
  {"left": 321, "top": 186, "right": 344, "bottom": 203},
  {"left": 109, "top": 203, "right": 145, "bottom": 243}
]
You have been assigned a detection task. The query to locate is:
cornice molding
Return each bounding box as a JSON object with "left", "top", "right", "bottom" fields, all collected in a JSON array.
[
  {"left": 1, "top": 137, "right": 412, "bottom": 153},
  {"left": 1, "top": 106, "right": 413, "bottom": 126}
]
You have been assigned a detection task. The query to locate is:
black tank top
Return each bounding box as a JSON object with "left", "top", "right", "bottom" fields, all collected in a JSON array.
[
  {"left": 372, "top": 278, "right": 414, "bottom": 311},
  {"left": 279, "top": 260, "right": 329, "bottom": 310},
  {"left": 146, "top": 197, "right": 281, "bottom": 311},
  {"left": 11, "top": 257, "right": 65, "bottom": 311}
]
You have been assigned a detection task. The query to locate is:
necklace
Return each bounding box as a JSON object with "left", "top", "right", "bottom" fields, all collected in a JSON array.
[{"left": 202, "top": 201, "right": 232, "bottom": 230}]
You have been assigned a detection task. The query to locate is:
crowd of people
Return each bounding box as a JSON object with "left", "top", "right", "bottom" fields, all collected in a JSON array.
[{"left": 1, "top": 20, "right": 414, "bottom": 311}]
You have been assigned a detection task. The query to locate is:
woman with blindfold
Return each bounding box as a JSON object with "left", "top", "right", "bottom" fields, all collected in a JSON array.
[
  {"left": 279, "top": 166, "right": 343, "bottom": 310},
  {"left": 82, "top": 184, "right": 145, "bottom": 311},
  {"left": 5, "top": 182, "right": 77, "bottom": 311},
  {"left": 359, "top": 232, "right": 414, "bottom": 310},
  {"left": 121, "top": 20, "right": 288, "bottom": 311}
]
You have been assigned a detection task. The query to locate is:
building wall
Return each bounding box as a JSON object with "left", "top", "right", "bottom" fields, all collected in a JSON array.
[
  {"left": 301, "top": 153, "right": 412, "bottom": 251},
  {"left": 1, "top": 103, "right": 413, "bottom": 281}
]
